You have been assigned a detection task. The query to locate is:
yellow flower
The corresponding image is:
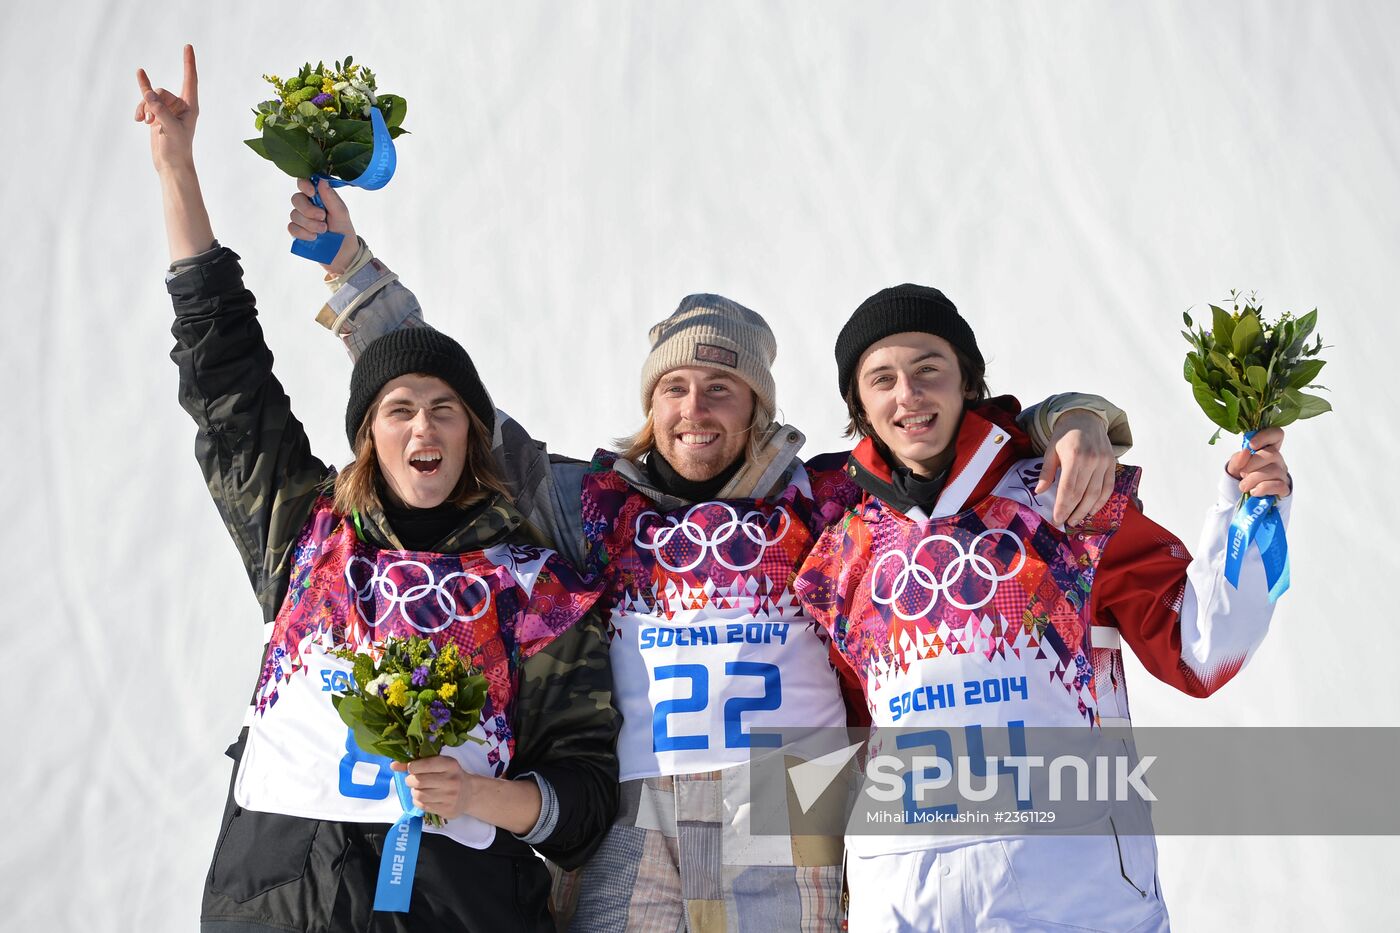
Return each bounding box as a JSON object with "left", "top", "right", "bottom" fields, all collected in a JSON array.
[
  {"left": 434, "top": 643, "right": 460, "bottom": 678},
  {"left": 439, "top": 682, "right": 457, "bottom": 701},
  {"left": 385, "top": 678, "right": 409, "bottom": 707},
  {"left": 322, "top": 77, "right": 335, "bottom": 93},
  {"left": 322, "top": 106, "right": 337, "bottom": 112}
]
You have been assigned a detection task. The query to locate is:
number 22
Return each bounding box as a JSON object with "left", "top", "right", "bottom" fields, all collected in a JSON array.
[{"left": 652, "top": 662, "right": 783, "bottom": 752}]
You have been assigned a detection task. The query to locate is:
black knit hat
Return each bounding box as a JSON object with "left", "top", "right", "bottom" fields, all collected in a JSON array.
[
  {"left": 345, "top": 327, "right": 495, "bottom": 446},
  {"left": 834, "top": 284, "right": 984, "bottom": 395}
]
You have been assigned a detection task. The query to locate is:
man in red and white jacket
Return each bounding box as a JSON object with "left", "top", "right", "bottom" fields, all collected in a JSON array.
[{"left": 796, "top": 284, "right": 1291, "bottom": 933}]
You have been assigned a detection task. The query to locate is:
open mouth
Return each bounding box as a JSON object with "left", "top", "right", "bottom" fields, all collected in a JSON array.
[
  {"left": 678, "top": 432, "right": 720, "bottom": 448},
  {"left": 409, "top": 451, "right": 442, "bottom": 475},
  {"left": 895, "top": 413, "right": 936, "bottom": 435}
]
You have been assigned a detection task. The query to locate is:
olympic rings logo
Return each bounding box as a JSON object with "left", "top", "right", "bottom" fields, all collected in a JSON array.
[
  {"left": 344, "top": 557, "right": 492, "bottom": 632},
  {"left": 869, "top": 529, "right": 1026, "bottom": 622},
  {"left": 633, "top": 502, "right": 791, "bottom": 574}
]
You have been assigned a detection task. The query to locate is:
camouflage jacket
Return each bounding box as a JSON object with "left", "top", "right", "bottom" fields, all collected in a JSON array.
[{"left": 168, "top": 246, "right": 619, "bottom": 869}]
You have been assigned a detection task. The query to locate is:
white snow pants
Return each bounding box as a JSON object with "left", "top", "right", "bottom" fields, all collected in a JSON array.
[{"left": 846, "top": 828, "right": 1169, "bottom": 933}]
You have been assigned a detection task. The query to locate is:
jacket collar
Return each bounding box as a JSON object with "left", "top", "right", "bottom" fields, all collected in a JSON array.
[
  {"left": 610, "top": 452, "right": 808, "bottom": 508},
  {"left": 846, "top": 396, "right": 1032, "bottom": 519},
  {"left": 356, "top": 490, "right": 529, "bottom": 552}
]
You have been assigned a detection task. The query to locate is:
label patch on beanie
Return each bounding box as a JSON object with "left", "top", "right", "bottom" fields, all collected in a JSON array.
[{"left": 694, "top": 344, "right": 739, "bottom": 368}]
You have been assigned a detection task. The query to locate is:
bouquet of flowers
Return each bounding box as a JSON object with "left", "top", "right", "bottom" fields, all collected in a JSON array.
[
  {"left": 244, "top": 56, "right": 407, "bottom": 182},
  {"left": 1181, "top": 291, "right": 1331, "bottom": 444},
  {"left": 331, "top": 636, "right": 488, "bottom": 825}
]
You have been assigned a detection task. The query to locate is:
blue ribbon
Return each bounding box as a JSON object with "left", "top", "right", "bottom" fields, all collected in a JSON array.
[
  {"left": 1224, "top": 432, "right": 1290, "bottom": 603},
  {"left": 372, "top": 770, "right": 424, "bottom": 913},
  {"left": 291, "top": 107, "right": 398, "bottom": 263}
]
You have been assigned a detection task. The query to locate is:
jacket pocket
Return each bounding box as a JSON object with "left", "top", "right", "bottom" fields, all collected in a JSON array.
[
  {"left": 1002, "top": 816, "right": 1163, "bottom": 932},
  {"left": 1110, "top": 814, "right": 1159, "bottom": 900},
  {"left": 208, "top": 805, "right": 319, "bottom": 903}
]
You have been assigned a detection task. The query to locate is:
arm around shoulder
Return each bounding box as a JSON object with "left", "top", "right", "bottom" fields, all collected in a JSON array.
[{"left": 1020, "top": 392, "right": 1133, "bottom": 457}]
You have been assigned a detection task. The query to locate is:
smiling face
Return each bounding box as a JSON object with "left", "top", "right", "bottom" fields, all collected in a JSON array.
[
  {"left": 650, "top": 367, "right": 755, "bottom": 481},
  {"left": 854, "top": 332, "right": 977, "bottom": 476},
  {"left": 370, "top": 374, "right": 471, "bottom": 508}
]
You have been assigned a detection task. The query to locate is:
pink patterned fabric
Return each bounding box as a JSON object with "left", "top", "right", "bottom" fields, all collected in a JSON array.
[{"left": 254, "top": 497, "right": 601, "bottom": 771}]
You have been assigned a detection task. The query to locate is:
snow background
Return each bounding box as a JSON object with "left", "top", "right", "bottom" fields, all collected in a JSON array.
[{"left": 3, "top": 1, "right": 1397, "bottom": 929}]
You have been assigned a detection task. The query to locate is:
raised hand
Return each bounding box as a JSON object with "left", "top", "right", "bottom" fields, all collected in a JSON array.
[
  {"left": 290, "top": 178, "right": 359, "bottom": 274},
  {"left": 1226, "top": 426, "right": 1291, "bottom": 499},
  {"left": 135, "top": 45, "right": 213, "bottom": 262},
  {"left": 135, "top": 44, "right": 200, "bottom": 175}
]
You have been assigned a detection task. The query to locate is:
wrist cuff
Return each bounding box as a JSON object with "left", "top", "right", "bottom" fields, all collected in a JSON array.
[
  {"left": 314, "top": 239, "right": 398, "bottom": 336},
  {"left": 513, "top": 771, "right": 559, "bottom": 845},
  {"left": 165, "top": 239, "right": 222, "bottom": 282}
]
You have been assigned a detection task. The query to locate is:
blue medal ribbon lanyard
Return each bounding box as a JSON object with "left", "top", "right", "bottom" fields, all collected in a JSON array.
[
  {"left": 373, "top": 770, "right": 424, "bottom": 912},
  {"left": 291, "top": 107, "right": 397, "bottom": 264},
  {"left": 1223, "top": 431, "right": 1290, "bottom": 603}
]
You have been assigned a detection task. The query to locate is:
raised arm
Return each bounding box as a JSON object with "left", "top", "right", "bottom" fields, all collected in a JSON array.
[
  {"left": 136, "top": 45, "right": 213, "bottom": 262},
  {"left": 138, "top": 47, "right": 328, "bottom": 610},
  {"left": 288, "top": 188, "right": 590, "bottom": 562},
  {"left": 288, "top": 180, "right": 426, "bottom": 358}
]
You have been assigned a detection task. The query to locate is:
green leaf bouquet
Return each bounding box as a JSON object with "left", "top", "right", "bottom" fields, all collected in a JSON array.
[
  {"left": 1181, "top": 291, "right": 1332, "bottom": 444},
  {"left": 331, "top": 636, "right": 488, "bottom": 826},
  {"left": 244, "top": 56, "right": 408, "bottom": 181}
]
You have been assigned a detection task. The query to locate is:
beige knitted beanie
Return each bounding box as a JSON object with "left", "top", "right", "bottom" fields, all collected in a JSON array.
[{"left": 639, "top": 294, "right": 778, "bottom": 414}]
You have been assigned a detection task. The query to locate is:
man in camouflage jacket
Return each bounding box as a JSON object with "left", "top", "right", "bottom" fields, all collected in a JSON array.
[{"left": 169, "top": 244, "right": 620, "bottom": 932}]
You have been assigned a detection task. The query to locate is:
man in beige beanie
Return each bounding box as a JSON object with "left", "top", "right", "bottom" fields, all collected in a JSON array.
[
  {"left": 289, "top": 186, "right": 1130, "bottom": 932},
  {"left": 620, "top": 293, "right": 787, "bottom": 496}
]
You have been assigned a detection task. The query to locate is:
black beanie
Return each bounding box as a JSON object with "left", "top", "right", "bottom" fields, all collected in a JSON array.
[
  {"left": 834, "top": 284, "right": 984, "bottom": 395},
  {"left": 345, "top": 327, "right": 495, "bottom": 446}
]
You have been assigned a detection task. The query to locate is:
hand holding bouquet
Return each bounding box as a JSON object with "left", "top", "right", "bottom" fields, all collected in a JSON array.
[
  {"left": 1181, "top": 291, "right": 1333, "bottom": 601},
  {"left": 244, "top": 56, "right": 407, "bottom": 262},
  {"left": 332, "top": 637, "right": 488, "bottom": 826}
]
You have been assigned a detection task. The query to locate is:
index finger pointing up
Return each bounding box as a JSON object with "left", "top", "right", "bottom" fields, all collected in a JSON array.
[
  {"left": 182, "top": 44, "right": 199, "bottom": 106},
  {"left": 136, "top": 66, "right": 153, "bottom": 95}
]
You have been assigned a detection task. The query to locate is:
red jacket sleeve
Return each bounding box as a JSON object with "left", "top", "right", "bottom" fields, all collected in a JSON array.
[{"left": 1090, "top": 471, "right": 1285, "bottom": 698}]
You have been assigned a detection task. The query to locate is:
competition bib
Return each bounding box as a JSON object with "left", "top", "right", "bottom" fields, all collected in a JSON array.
[
  {"left": 583, "top": 463, "right": 847, "bottom": 781},
  {"left": 829, "top": 461, "right": 1138, "bottom": 856},
  {"left": 232, "top": 502, "right": 579, "bottom": 847},
  {"left": 611, "top": 604, "right": 844, "bottom": 780},
  {"left": 236, "top": 642, "right": 504, "bottom": 848}
]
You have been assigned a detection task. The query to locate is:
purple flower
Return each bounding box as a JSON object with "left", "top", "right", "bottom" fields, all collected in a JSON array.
[
  {"left": 428, "top": 700, "right": 452, "bottom": 736},
  {"left": 312, "top": 92, "right": 334, "bottom": 107},
  {"left": 411, "top": 665, "right": 430, "bottom": 687}
]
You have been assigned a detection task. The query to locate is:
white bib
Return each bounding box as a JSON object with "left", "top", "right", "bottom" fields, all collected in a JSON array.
[
  {"left": 235, "top": 642, "right": 502, "bottom": 848},
  {"left": 612, "top": 601, "right": 846, "bottom": 780}
]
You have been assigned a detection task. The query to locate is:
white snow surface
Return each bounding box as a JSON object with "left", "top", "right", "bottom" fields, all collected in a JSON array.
[{"left": 3, "top": 2, "right": 1397, "bottom": 930}]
